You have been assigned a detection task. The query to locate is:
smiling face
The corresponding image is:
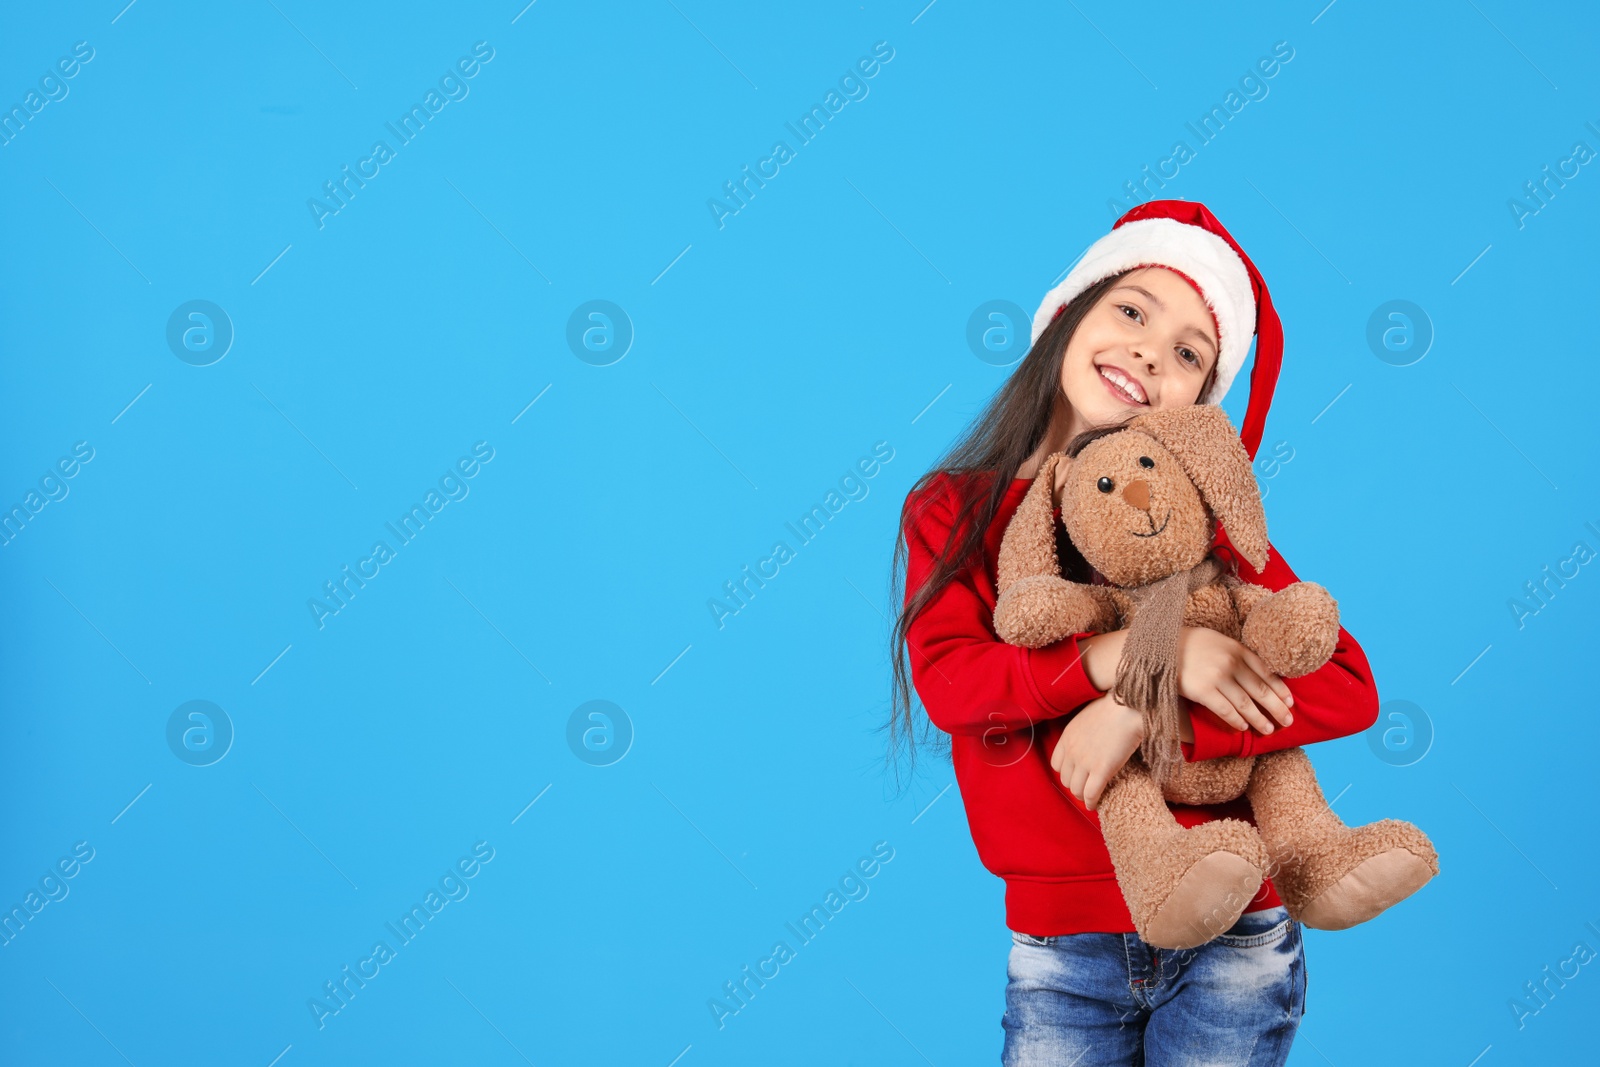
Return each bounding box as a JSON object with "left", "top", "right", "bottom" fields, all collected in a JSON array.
[
  {"left": 1058, "top": 430, "right": 1212, "bottom": 587},
  {"left": 1057, "top": 266, "right": 1220, "bottom": 438}
]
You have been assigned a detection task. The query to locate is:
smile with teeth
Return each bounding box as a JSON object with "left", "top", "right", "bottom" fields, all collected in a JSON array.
[{"left": 1098, "top": 365, "right": 1148, "bottom": 406}]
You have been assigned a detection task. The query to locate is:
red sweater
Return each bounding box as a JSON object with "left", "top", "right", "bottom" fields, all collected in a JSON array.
[{"left": 901, "top": 470, "right": 1381, "bottom": 936}]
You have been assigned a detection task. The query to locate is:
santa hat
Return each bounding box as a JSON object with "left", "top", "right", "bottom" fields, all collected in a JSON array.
[{"left": 1030, "top": 200, "right": 1282, "bottom": 460}]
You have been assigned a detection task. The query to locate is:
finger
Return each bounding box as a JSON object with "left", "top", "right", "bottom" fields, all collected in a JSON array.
[
  {"left": 1198, "top": 689, "right": 1248, "bottom": 732},
  {"left": 1053, "top": 731, "right": 1079, "bottom": 773},
  {"left": 1239, "top": 670, "right": 1295, "bottom": 727},
  {"left": 1069, "top": 765, "right": 1090, "bottom": 804},
  {"left": 1218, "top": 680, "right": 1274, "bottom": 733},
  {"left": 1240, "top": 647, "right": 1295, "bottom": 707},
  {"left": 1054, "top": 751, "right": 1073, "bottom": 786},
  {"left": 1084, "top": 770, "right": 1106, "bottom": 811}
]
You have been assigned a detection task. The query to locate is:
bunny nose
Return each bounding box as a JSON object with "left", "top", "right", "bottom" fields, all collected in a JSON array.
[{"left": 1122, "top": 479, "right": 1150, "bottom": 511}]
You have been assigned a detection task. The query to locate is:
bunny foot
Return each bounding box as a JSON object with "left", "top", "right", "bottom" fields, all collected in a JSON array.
[
  {"left": 1098, "top": 760, "right": 1271, "bottom": 950},
  {"left": 1245, "top": 747, "right": 1439, "bottom": 931},
  {"left": 1276, "top": 820, "right": 1439, "bottom": 931}
]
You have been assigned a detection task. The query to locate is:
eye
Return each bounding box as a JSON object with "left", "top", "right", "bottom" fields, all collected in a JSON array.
[
  {"left": 1138, "top": 456, "right": 1154, "bottom": 469},
  {"left": 1117, "top": 304, "right": 1142, "bottom": 323},
  {"left": 1178, "top": 347, "right": 1200, "bottom": 366},
  {"left": 1097, "top": 476, "right": 1114, "bottom": 493}
]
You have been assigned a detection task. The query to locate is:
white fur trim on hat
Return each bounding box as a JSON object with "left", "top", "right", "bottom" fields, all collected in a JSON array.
[{"left": 1030, "top": 217, "right": 1256, "bottom": 405}]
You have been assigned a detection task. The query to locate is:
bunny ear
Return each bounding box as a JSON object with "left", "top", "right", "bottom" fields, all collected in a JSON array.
[
  {"left": 997, "top": 453, "right": 1069, "bottom": 596},
  {"left": 1128, "top": 404, "right": 1269, "bottom": 571}
]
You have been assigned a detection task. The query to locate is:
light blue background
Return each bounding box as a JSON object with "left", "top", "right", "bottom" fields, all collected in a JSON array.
[{"left": 2, "top": 1, "right": 1596, "bottom": 1063}]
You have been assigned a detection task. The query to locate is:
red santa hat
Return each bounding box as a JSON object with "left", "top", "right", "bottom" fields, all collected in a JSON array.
[{"left": 1030, "top": 200, "right": 1282, "bottom": 460}]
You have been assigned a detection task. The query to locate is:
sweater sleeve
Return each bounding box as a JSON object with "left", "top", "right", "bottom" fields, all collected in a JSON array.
[
  {"left": 1182, "top": 529, "right": 1381, "bottom": 761},
  {"left": 903, "top": 477, "right": 1107, "bottom": 737}
]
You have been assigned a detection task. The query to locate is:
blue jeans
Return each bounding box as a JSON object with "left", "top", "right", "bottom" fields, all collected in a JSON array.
[{"left": 1001, "top": 906, "right": 1306, "bottom": 1065}]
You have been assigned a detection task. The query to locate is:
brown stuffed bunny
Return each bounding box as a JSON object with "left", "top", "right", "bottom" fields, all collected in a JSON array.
[{"left": 994, "top": 403, "right": 1438, "bottom": 950}]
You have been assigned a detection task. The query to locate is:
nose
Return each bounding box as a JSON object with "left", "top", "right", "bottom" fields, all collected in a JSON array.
[{"left": 1122, "top": 479, "right": 1150, "bottom": 510}]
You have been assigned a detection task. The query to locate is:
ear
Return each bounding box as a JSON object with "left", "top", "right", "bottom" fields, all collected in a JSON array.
[
  {"left": 1127, "top": 404, "right": 1269, "bottom": 571},
  {"left": 997, "top": 453, "right": 1069, "bottom": 596}
]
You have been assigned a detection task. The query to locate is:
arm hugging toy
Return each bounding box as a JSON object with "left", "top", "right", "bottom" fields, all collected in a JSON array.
[{"left": 994, "top": 403, "right": 1438, "bottom": 950}]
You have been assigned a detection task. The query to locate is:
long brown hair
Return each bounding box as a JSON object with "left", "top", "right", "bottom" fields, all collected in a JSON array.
[{"left": 882, "top": 268, "right": 1218, "bottom": 788}]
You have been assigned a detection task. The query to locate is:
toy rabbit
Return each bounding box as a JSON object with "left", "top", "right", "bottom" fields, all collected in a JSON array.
[{"left": 994, "top": 403, "right": 1438, "bottom": 950}]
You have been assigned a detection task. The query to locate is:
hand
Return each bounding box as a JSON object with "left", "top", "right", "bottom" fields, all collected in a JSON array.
[
  {"left": 1051, "top": 691, "right": 1145, "bottom": 811},
  {"left": 1174, "top": 626, "right": 1295, "bottom": 734}
]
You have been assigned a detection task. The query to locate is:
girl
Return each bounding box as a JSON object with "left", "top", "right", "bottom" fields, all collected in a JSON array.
[{"left": 887, "top": 201, "right": 1380, "bottom": 1065}]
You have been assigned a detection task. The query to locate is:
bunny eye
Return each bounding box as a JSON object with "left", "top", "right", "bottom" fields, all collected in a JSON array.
[
  {"left": 1138, "top": 456, "right": 1154, "bottom": 469},
  {"left": 1097, "top": 476, "right": 1114, "bottom": 493}
]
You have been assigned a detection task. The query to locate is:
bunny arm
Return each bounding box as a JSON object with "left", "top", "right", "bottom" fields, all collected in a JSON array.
[
  {"left": 903, "top": 475, "right": 1110, "bottom": 736},
  {"left": 995, "top": 577, "right": 1123, "bottom": 648},
  {"left": 992, "top": 452, "right": 1132, "bottom": 647},
  {"left": 1225, "top": 576, "right": 1273, "bottom": 620},
  {"left": 1180, "top": 527, "right": 1379, "bottom": 763},
  {"left": 1224, "top": 573, "right": 1340, "bottom": 680}
]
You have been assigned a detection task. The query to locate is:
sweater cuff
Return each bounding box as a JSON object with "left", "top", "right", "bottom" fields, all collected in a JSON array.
[
  {"left": 1025, "top": 633, "right": 1106, "bottom": 717},
  {"left": 1182, "top": 702, "right": 1247, "bottom": 761}
]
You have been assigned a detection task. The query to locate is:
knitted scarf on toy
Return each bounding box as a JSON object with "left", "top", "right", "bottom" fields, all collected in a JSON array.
[{"left": 1113, "top": 555, "right": 1223, "bottom": 788}]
